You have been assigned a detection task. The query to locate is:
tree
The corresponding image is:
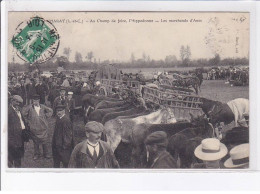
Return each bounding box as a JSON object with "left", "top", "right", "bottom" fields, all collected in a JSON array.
[
  {"left": 180, "top": 45, "right": 191, "bottom": 66},
  {"left": 75, "top": 51, "right": 83, "bottom": 63},
  {"left": 185, "top": 45, "right": 191, "bottom": 61},
  {"left": 130, "top": 53, "right": 135, "bottom": 64},
  {"left": 147, "top": 55, "right": 151, "bottom": 63},
  {"left": 86, "top": 51, "right": 94, "bottom": 62},
  {"left": 142, "top": 52, "right": 147, "bottom": 62},
  {"left": 180, "top": 45, "right": 185, "bottom": 62},
  {"left": 209, "top": 53, "right": 221, "bottom": 66},
  {"left": 63, "top": 47, "right": 71, "bottom": 61},
  {"left": 57, "top": 56, "right": 69, "bottom": 68},
  {"left": 165, "top": 55, "right": 177, "bottom": 65}
]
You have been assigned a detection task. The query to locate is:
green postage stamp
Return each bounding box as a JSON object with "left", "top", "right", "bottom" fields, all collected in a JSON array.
[{"left": 11, "top": 16, "right": 60, "bottom": 64}]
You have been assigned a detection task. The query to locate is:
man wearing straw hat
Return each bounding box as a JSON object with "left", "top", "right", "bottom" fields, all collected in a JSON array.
[
  {"left": 193, "top": 138, "right": 228, "bottom": 169},
  {"left": 224, "top": 143, "right": 249, "bottom": 169}
]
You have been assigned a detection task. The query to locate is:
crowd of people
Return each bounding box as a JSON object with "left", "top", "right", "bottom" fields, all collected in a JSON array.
[
  {"left": 7, "top": 70, "right": 249, "bottom": 169},
  {"left": 206, "top": 66, "right": 249, "bottom": 86}
]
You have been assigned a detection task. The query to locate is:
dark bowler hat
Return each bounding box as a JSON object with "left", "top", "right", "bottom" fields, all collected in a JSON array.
[
  {"left": 56, "top": 104, "right": 66, "bottom": 112},
  {"left": 85, "top": 121, "right": 104, "bottom": 133},
  {"left": 144, "top": 131, "right": 168, "bottom": 147},
  {"left": 32, "top": 94, "right": 40, "bottom": 100},
  {"left": 59, "top": 87, "right": 67, "bottom": 92}
]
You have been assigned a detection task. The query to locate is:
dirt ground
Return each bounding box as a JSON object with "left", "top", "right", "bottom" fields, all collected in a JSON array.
[{"left": 20, "top": 79, "right": 249, "bottom": 168}]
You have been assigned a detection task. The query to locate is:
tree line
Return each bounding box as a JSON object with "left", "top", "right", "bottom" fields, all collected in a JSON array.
[{"left": 9, "top": 46, "right": 249, "bottom": 72}]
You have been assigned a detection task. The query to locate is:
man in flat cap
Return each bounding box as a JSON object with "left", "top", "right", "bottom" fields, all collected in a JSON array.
[
  {"left": 52, "top": 105, "right": 74, "bottom": 168},
  {"left": 144, "top": 131, "right": 177, "bottom": 168},
  {"left": 22, "top": 94, "right": 53, "bottom": 160},
  {"left": 69, "top": 121, "right": 119, "bottom": 168},
  {"left": 8, "top": 95, "right": 28, "bottom": 167}
]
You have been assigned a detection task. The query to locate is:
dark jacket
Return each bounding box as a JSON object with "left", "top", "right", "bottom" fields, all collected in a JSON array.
[
  {"left": 26, "top": 83, "right": 36, "bottom": 99},
  {"left": 67, "top": 98, "right": 76, "bottom": 112},
  {"left": 150, "top": 151, "right": 177, "bottom": 169},
  {"left": 68, "top": 140, "right": 120, "bottom": 168},
  {"left": 35, "top": 83, "right": 48, "bottom": 98},
  {"left": 8, "top": 106, "right": 27, "bottom": 148},
  {"left": 52, "top": 115, "right": 74, "bottom": 150},
  {"left": 22, "top": 104, "right": 53, "bottom": 141}
]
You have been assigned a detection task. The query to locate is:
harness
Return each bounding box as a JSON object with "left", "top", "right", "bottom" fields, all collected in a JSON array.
[
  {"left": 207, "top": 104, "right": 216, "bottom": 115},
  {"left": 85, "top": 105, "right": 94, "bottom": 116}
]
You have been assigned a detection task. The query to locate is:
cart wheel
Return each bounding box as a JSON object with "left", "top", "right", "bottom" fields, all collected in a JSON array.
[{"left": 98, "top": 86, "right": 107, "bottom": 96}]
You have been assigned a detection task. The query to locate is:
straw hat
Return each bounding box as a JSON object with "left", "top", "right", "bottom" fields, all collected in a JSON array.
[
  {"left": 194, "top": 138, "right": 228, "bottom": 161},
  {"left": 224, "top": 143, "right": 249, "bottom": 168}
]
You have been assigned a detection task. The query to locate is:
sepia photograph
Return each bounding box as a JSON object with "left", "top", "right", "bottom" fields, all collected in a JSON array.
[{"left": 6, "top": 11, "right": 250, "bottom": 170}]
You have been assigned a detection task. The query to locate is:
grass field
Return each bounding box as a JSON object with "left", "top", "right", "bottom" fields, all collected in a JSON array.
[{"left": 20, "top": 79, "right": 249, "bottom": 168}]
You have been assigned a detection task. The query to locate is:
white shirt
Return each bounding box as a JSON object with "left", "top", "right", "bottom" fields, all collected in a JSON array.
[
  {"left": 12, "top": 106, "right": 25, "bottom": 130},
  {"left": 59, "top": 113, "right": 65, "bottom": 119},
  {"left": 87, "top": 140, "right": 100, "bottom": 156},
  {"left": 34, "top": 105, "right": 41, "bottom": 116}
]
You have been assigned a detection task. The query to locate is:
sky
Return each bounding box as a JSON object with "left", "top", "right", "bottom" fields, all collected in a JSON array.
[{"left": 8, "top": 12, "right": 249, "bottom": 63}]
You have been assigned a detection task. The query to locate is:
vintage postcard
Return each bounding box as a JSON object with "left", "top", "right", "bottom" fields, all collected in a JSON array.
[
  {"left": 2, "top": 0, "right": 260, "bottom": 191},
  {"left": 4, "top": 11, "right": 251, "bottom": 171}
]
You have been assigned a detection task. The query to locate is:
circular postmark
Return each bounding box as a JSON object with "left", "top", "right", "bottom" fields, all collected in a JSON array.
[{"left": 11, "top": 16, "right": 60, "bottom": 64}]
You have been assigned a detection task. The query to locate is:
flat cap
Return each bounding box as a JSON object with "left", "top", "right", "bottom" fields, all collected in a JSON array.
[
  {"left": 56, "top": 104, "right": 66, "bottom": 111},
  {"left": 12, "top": 95, "right": 23, "bottom": 103},
  {"left": 144, "top": 131, "right": 168, "bottom": 147},
  {"left": 85, "top": 121, "right": 104, "bottom": 133}
]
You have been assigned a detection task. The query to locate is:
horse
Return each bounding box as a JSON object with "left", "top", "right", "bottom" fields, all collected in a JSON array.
[
  {"left": 221, "top": 126, "right": 249, "bottom": 147},
  {"left": 167, "top": 135, "right": 203, "bottom": 168},
  {"left": 95, "top": 100, "right": 126, "bottom": 110},
  {"left": 82, "top": 94, "right": 119, "bottom": 123},
  {"left": 130, "top": 121, "right": 194, "bottom": 168},
  {"left": 109, "top": 108, "right": 177, "bottom": 168},
  {"left": 201, "top": 98, "right": 249, "bottom": 127},
  {"left": 172, "top": 74, "right": 201, "bottom": 94},
  {"left": 101, "top": 106, "right": 147, "bottom": 125},
  {"left": 167, "top": 116, "right": 215, "bottom": 168},
  {"left": 88, "top": 103, "right": 132, "bottom": 122},
  {"left": 104, "top": 107, "right": 177, "bottom": 152}
]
